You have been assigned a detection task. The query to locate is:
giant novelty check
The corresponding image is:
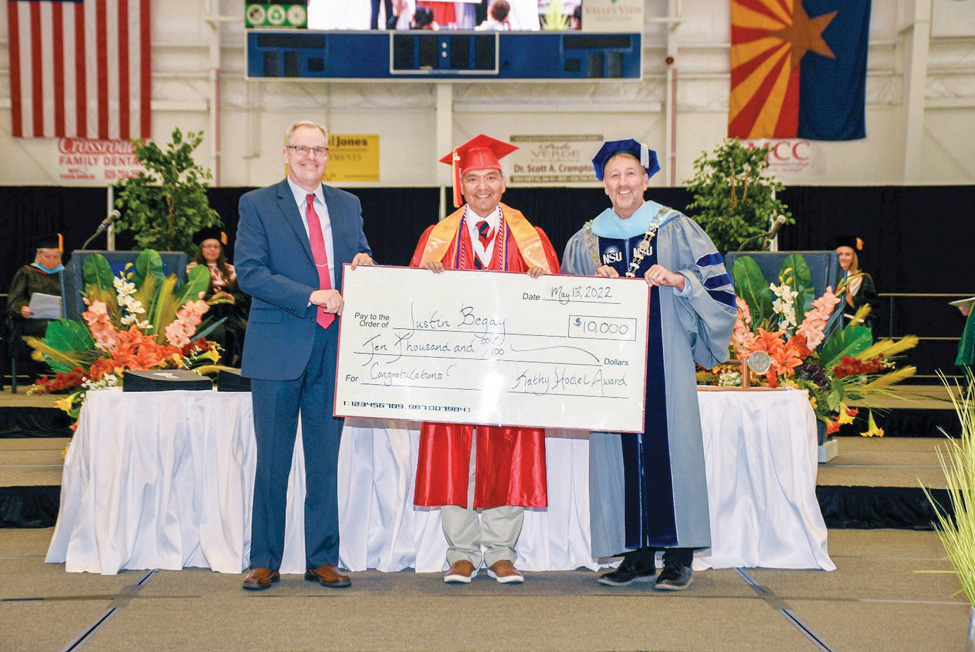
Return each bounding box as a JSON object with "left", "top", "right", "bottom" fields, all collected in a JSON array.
[{"left": 335, "top": 265, "right": 649, "bottom": 432}]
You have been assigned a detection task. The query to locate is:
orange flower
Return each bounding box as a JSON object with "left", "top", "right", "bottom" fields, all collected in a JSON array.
[
  {"left": 88, "top": 358, "right": 117, "bottom": 381},
  {"left": 87, "top": 325, "right": 184, "bottom": 379},
  {"left": 751, "top": 328, "right": 786, "bottom": 354},
  {"left": 788, "top": 333, "right": 813, "bottom": 359}
]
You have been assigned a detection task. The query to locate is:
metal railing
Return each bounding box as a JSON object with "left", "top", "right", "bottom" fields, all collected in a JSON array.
[{"left": 880, "top": 292, "right": 972, "bottom": 382}]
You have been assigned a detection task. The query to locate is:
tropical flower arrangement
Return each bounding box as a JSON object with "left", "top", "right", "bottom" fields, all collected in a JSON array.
[
  {"left": 26, "top": 249, "right": 227, "bottom": 419},
  {"left": 698, "top": 254, "right": 918, "bottom": 439}
]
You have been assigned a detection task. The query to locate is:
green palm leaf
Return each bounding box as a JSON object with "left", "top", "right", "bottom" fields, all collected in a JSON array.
[
  {"left": 24, "top": 326, "right": 94, "bottom": 374},
  {"left": 820, "top": 323, "right": 874, "bottom": 369},
  {"left": 44, "top": 319, "right": 95, "bottom": 352},
  {"left": 177, "top": 264, "right": 211, "bottom": 305},
  {"left": 779, "top": 254, "right": 815, "bottom": 315},
  {"left": 732, "top": 256, "right": 773, "bottom": 324},
  {"left": 134, "top": 249, "right": 165, "bottom": 287},
  {"left": 82, "top": 253, "right": 115, "bottom": 292}
]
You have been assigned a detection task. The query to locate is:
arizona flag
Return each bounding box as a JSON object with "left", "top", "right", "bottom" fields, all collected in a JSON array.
[
  {"left": 7, "top": 0, "right": 151, "bottom": 139},
  {"left": 729, "top": 0, "right": 870, "bottom": 141}
]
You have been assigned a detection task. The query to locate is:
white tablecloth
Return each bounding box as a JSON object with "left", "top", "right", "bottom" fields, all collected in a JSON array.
[
  {"left": 696, "top": 388, "right": 835, "bottom": 571},
  {"left": 46, "top": 387, "right": 833, "bottom": 574}
]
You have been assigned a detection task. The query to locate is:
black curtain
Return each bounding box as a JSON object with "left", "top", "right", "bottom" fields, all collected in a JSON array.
[
  {"left": 775, "top": 185, "right": 975, "bottom": 295},
  {"left": 5, "top": 184, "right": 973, "bottom": 290},
  {"left": 4, "top": 184, "right": 974, "bottom": 373},
  {"left": 0, "top": 187, "right": 110, "bottom": 289}
]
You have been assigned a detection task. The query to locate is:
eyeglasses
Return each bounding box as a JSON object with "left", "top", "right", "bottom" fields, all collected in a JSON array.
[{"left": 286, "top": 145, "right": 329, "bottom": 157}]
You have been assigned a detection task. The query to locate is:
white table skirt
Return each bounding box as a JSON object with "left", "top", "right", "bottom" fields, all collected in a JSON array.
[
  {"left": 696, "top": 388, "right": 835, "bottom": 571},
  {"left": 46, "top": 387, "right": 833, "bottom": 574}
]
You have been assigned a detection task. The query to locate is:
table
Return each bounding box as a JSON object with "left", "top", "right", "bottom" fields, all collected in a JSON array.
[
  {"left": 46, "top": 387, "right": 834, "bottom": 574},
  {"left": 696, "top": 387, "right": 835, "bottom": 570}
]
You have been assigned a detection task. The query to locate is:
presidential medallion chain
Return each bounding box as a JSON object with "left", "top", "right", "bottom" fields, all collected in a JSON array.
[
  {"left": 584, "top": 205, "right": 671, "bottom": 278},
  {"left": 624, "top": 226, "right": 658, "bottom": 278}
]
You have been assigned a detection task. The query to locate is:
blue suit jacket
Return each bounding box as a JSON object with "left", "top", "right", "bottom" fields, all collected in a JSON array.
[{"left": 234, "top": 179, "right": 371, "bottom": 380}]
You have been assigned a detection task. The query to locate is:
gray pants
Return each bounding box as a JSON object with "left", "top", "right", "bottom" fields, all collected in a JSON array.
[{"left": 441, "top": 429, "right": 524, "bottom": 568}]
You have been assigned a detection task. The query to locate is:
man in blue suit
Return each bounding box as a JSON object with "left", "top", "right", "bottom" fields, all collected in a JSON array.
[{"left": 235, "top": 120, "right": 373, "bottom": 591}]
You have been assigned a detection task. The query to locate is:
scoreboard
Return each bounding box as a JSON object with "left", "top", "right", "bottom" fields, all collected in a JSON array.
[{"left": 245, "top": 31, "right": 643, "bottom": 82}]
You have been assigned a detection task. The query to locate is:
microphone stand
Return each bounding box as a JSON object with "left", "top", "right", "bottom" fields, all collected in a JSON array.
[
  {"left": 737, "top": 216, "right": 787, "bottom": 252},
  {"left": 82, "top": 210, "right": 120, "bottom": 250}
]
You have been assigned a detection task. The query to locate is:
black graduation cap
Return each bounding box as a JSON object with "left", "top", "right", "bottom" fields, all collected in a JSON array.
[
  {"left": 591, "top": 139, "right": 661, "bottom": 181},
  {"left": 193, "top": 227, "right": 228, "bottom": 246},
  {"left": 33, "top": 233, "right": 63, "bottom": 251},
  {"left": 827, "top": 235, "right": 864, "bottom": 251}
]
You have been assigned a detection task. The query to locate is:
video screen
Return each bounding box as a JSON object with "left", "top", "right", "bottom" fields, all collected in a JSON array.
[{"left": 307, "top": 0, "right": 583, "bottom": 32}]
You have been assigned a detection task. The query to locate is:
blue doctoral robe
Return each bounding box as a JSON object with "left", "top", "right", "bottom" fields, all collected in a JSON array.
[{"left": 562, "top": 201, "right": 736, "bottom": 555}]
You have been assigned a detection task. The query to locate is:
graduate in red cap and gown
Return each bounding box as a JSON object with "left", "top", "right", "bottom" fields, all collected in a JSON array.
[{"left": 410, "top": 134, "right": 560, "bottom": 584}]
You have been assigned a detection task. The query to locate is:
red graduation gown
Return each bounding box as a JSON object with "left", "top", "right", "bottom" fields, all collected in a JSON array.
[{"left": 409, "top": 210, "right": 560, "bottom": 509}]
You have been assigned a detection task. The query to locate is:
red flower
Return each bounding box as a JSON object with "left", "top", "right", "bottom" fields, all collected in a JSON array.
[
  {"left": 834, "top": 356, "right": 885, "bottom": 379},
  {"left": 181, "top": 338, "right": 211, "bottom": 357},
  {"left": 32, "top": 368, "right": 87, "bottom": 394}
]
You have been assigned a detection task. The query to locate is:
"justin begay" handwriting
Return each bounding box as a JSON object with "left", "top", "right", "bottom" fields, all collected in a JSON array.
[{"left": 410, "top": 303, "right": 506, "bottom": 340}]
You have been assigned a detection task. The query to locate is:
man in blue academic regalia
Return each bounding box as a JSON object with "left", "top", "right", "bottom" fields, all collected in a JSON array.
[{"left": 562, "top": 139, "right": 736, "bottom": 591}]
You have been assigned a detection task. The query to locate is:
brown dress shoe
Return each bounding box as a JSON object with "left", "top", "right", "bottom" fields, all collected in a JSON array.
[
  {"left": 243, "top": 567, "right": 280, "bottom": 591},
  {"left": 305, "top": 565, "right": 351, "bottom": 588},
  {"left": 444, "top": 560, "right": 477, "bottom": 583},
  {"left": 488, "top": 559, "right": 524, "bottom": 584}
]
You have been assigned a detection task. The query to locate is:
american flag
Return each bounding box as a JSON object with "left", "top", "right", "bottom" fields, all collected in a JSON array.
[{"left": 7, "top": 0, "right": 150, "bottom": 139}]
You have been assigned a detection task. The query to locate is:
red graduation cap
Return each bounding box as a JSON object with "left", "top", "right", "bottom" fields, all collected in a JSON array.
[{"left": 439, "top": 134, "right": 518, "bottom": 208}]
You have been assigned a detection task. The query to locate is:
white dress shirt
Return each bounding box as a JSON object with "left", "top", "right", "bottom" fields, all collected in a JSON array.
[{"left": 464, "top": 204, "right": 502, "bottom": 268}]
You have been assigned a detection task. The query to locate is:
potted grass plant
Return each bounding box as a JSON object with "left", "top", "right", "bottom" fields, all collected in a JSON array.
[{"left": 922, "top": 370, "right": 975, "bottom": 649}]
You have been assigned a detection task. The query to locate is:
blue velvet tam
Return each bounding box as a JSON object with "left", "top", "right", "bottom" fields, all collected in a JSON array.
[{"left": 591, "top": 139, "right": 660, "bottom": 181}]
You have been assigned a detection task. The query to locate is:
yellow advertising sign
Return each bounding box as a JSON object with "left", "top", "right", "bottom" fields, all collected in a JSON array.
[{"left": 323, "top": 134, "right": 380, "bottom": 183}]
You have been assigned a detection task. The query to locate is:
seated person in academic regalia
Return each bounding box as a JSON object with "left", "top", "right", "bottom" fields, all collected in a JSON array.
[
  {"left": 187, "top": 228, "right": 249, "bottom": 366},
  {"left": 6, "top": 234, "right": 64, "bottom": 359}
]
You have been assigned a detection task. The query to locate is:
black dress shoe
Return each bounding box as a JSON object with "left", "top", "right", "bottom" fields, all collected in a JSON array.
[
  {"left": 597, "top": 557, "right": 656, "bottom": 586},
  {"left": 654, "top": 562, "right": 692, "bottom": 591}
]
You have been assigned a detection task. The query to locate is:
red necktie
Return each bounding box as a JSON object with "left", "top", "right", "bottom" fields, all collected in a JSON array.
[
  {"left": 476, "top": 219, "right": 492, "bottom": 248},
  {"left": 306, "top": 193, "right": 334, "bottom": 329}
]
